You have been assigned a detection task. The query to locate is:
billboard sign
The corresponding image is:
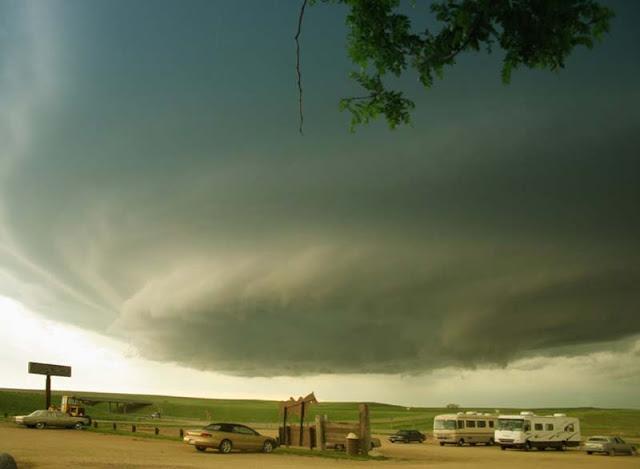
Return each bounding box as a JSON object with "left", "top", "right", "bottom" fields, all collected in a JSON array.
[{"left": 28, "top": 362, "right": 72, "bottom": 377}]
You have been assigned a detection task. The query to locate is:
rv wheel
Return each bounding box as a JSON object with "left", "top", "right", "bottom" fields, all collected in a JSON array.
[
  {"left": 525, "top": 441, "right": 532, "bottom": 451},
  {"left": 439, "top": 442, "right": 445, "bottom": 446},
  {"left": 457, "top": 439, "right": 465, "bottom": 447},
  {"left": 487, "top": 438, "right": 495, "bottom": 446},
  {"left": 500, "top": 445, "right": 506, "bottom": 451},
  {"left": 608, "top": 448, "right": 615, "bottom": 456}
]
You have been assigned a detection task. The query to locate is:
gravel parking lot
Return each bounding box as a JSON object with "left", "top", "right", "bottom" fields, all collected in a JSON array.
[{"left": 1, "top": 423, "right": 637, "bottom": 469}]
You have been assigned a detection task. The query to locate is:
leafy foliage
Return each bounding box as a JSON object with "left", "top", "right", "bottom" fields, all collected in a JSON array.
[{"left": 313, "top": 0, "right": 614, "bottom": 130}]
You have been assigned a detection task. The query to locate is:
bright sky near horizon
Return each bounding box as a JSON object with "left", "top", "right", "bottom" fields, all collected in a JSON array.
[
  {"left": 1, "top": 0, "right": 639, "bottom": 407},
  {"left": 2, "top": 295, "right": 639, "bottom": 408}
]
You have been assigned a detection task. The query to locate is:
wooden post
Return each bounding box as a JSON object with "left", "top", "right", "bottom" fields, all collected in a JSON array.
[
  {"left": 112, "top": 422, "right": 117, "bottom": 431},
  {"left": 299, "top": 402, "right": 305, "bottom": 446},
  {"left": 132, "top": 424, "right": 136, "bottom": 433},
  {"left": 315, "top": 414, "right": 326, "bottom": 450},
  {"left": 179, "top": 428, "right": 184, "bottom": 439},
  {"left": 155, "top": 427, "right": 159, "bottom": 435},
  {"left": 359, "top": 404, "right": 371, "bottom": 455},
  {"left": 45, "top": 374, "right": 51, "bottom": 409},
  {"left": 93, "top": 421, "right": 98, "bottom": 428},
  {"left": 283, "top": 407, "right": 288, "bottom": 447}
]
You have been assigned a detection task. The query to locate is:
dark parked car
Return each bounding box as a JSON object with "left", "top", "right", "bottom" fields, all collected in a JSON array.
[
  {"left": 583, "top": 436, "right": 637, "bottom": 456},
  {"left": 388, "top": 429, "right": 426, "bottom": 443}
]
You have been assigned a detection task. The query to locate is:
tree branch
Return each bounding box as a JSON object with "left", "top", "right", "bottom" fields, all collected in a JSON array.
[{"left": 295, "top": 0, "right": 308, "bottom": 135}]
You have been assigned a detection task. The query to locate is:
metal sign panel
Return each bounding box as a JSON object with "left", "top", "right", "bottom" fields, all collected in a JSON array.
[{"left": 28, "top": 362, "right": 71, "bottom": 377}]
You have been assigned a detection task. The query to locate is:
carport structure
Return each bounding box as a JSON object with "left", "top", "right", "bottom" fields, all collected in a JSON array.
[{"left": 70, "top": 396, "right": 152, "bottom": 414}]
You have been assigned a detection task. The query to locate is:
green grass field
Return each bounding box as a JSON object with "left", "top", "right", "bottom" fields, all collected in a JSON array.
[{"left": 1, "top": 388, "right": 638, "bottom": 439}]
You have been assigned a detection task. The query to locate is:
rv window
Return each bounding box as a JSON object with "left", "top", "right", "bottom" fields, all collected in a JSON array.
[
  {"left": 466, "top": 421, "right": 476, "bottom": 428},
  {"left": 489, "top": 421, "right": 494, "bottom": 428},
  {"left": 545, "top": 424, "right": 554, "bottom": 431},
  {"left": 477, "top": 421, "right": 486, "bottom": 428},
  {"left": 457, "top": 420, "right": 464, "bottom": 429},
  {"left": 497, "top": 419, "right": 524, "bottom": 431},
  {"left": 434, "top": 420, "right": 456, "bottom": 430},
  {"left": 534, "top": 424, "right": 543, "bottom": 431},
  {"left": 565, "top": 424, "right": 574, "bottom": 432}
]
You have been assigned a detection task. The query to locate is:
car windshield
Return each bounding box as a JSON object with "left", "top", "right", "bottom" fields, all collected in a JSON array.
[
  {"left": 434, "top": 420, "right": 457, "bottom": 430},
  {"left": 397, "top": 430, "right": 410, "bottom": 435},
  {"left": 28, "top": 410, "right": 44, "bottom": 416},
  {"left": 498, "top": 419, "right": 524, "bottom": 431},
  {"left": 204, "top": 424, "right": 223, "bottom": 431}
]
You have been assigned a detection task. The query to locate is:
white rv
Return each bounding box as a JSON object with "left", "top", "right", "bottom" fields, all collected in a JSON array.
[
  {"left": 495, "top": 412, "right": 581, "bottom": 451},
  {"left": 433, "top": 411, "right": 497, "bottom": 446}
]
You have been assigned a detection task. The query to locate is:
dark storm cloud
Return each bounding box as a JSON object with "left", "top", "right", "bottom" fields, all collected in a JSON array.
[{"left": 1, "top": 0, "right": 639, "bottom": 376}]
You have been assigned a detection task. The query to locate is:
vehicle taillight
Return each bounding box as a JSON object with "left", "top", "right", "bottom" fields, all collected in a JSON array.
[{"left": 200, "top": 432, "right": 212, "bottom": 437}]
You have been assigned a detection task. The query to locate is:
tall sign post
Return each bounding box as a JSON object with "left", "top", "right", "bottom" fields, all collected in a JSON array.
[{"left": 28, "top": 362, "right": 72, "bottom": 409}]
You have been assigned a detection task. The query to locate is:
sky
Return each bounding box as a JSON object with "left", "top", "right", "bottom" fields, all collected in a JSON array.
[{"left": 0, "top": 0, "right": 639, "bottom": 408}]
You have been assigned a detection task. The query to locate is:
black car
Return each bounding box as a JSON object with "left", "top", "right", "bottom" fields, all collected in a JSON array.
[{"left": 388, "top": 429, "right": 426, "bottom": 443}]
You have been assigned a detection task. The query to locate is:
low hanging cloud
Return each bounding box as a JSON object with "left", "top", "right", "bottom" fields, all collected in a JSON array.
[{"left": 1, "top": 1, "right": 639, "bottom": 377}]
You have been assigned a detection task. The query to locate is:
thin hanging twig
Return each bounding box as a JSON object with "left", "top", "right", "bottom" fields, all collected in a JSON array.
[{"left": 295, "top": 0, "right": 308, "bottom": 135}]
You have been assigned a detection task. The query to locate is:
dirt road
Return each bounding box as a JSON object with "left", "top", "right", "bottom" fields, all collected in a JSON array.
[{"left": 1, "top": 423, "right": 637, "bottom": 468}]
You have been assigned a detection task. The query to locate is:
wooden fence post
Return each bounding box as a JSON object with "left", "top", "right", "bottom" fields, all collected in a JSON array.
[
  {"left": 283, "top": 407, "right": 288, "bottom": 447},
  {"left": 315, "top": 414, "right": 326, "bottom": 450},
  {"left": 179, "top": 428, "right": 184, "bottom": 439},
  {"left": 299, "top": 402, "right": 305, "bottom": 447},
  {"left": 132, "top": 424, "right": 136, "bottom": 433},
  {"left": 359, "top": 404, "right": 371, "bottom": 455},
  {"left": 112, "top": 422, "right": 117, "bottom": 431}
]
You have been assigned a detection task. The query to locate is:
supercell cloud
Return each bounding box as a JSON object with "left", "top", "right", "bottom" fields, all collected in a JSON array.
[{"left": 1, "top": 1, "right": 639, "bottom": 377}]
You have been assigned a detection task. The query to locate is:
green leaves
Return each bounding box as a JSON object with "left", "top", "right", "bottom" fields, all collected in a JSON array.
[
  {"left": 317, "top": 0, "right": 614, "bottom": 130},
  {"left": 339, "top": 72, "right": 415, "bottom": 131}
]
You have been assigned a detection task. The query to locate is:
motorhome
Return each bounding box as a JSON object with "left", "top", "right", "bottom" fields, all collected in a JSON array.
[
  {"left": 495, "top": 412, "right": 580, "bottom": 451},
  {"left": 433, "top": 411, "right": 497, "bottom": 446}
]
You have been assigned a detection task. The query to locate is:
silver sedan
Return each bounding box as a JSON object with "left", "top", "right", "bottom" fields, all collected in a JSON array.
[{"left": 583, "top": 436, "right": 637, "bottom": 456}]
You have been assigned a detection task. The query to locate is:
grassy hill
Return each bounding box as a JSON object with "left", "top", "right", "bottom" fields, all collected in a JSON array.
[{"left": 1, "top": 388, "right": 638, "bottom": 438}]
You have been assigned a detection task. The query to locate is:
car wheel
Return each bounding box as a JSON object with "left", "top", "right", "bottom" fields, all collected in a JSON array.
[
  {"left": 608, "top": 448, "right": 615, "bottom": 456},
  {"left": 458, "top": 439, "right": 465, "bottom": 447},
  {"left": 263, "top": 440, "right": 274, "bottom": 453},
  {"left": 219, "top": 440, "right": 232, "bottom": 454},
  {"left": 587, "top": 451, "right": 592, "bottom": 455},
  {"left": 500, "top": 445, "right": 506, "bottom": 451},
  {"left": 525, "top": 441, "right": 532, "bottom": 451},
  {"left": 195, "top": 446, "right": 206, "bottom": 452},
  {"left": 470, "top": 443, "right": 476, "bottom": 446},
  {"left": 439, "top": 442, "right": 445, "bottom": 446},
  {"left": 35, "top": 422, "right": 46, "bottom": 430},
  {"left": 74, "top": 422, "right": 84, "bottom": 430}
]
